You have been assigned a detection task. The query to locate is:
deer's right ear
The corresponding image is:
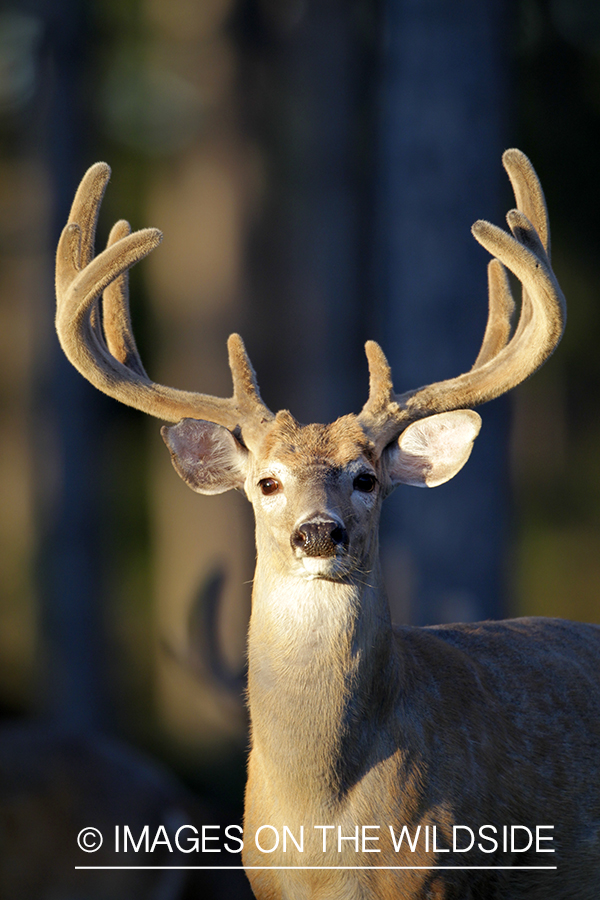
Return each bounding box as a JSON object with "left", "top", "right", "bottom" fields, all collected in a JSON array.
[{"left": 161, "top": 419, "right": 249, "bottom": 495}]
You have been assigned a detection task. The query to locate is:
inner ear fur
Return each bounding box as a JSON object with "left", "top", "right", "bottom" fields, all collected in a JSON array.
[
  {"left": 161, "top": 418, "right": 249, "bottom": 495},
  {"left": 385, "top": 410, "right": 482, "bottom": 488}
]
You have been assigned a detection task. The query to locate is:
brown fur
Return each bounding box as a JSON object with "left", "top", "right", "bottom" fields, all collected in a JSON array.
[{"left": 260, "top": 411, "right": 375, "bottom": 469}]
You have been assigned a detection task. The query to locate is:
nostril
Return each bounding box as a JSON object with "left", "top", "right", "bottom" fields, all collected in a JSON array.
[
  {"left": 290, "top": 528, "right": 308, "bottom": 551},
  {"left": 331, "top": 526, "right": 347, "bottom": 546}
]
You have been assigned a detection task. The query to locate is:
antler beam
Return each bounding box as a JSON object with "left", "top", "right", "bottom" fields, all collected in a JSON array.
[
  {"left": 55, "top": 163, "right": 274, "bottom": 451},
  {"left": 358, "top": 149, "right": 566, "bottom": 451}
]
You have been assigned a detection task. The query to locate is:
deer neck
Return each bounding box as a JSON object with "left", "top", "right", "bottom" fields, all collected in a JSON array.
[{"left": 247, "top": 554, "right": 401, "bottom": 803}]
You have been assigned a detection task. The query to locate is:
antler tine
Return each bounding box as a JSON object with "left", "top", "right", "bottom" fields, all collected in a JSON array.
[
  {"left": 101, "top": 219, "right": 149, "bottom": 378},
  {"left": 67, "top": 161, "right": 110, "bottom": 269},
  {"left": 502, "top": 147, "right": 549, "bottom": 255},
  {"left": 56, "top": 163, "right": 274, "bottom": 449},
  {"left": 471, "top": 259, "right": 515, "bottom": 369},
  {"left": 358, "top": 149, "right": 566, "bottom": 452},
  {"left": 499, "top": 148, "right": 548, "bottom": 357}
]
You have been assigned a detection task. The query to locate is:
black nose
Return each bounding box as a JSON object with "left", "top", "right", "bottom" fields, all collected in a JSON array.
[{"left": 290, "top": 520, "right": 349, "bottom": 558}]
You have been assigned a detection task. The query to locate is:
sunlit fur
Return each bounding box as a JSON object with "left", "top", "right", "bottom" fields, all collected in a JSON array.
[{"left": 235, "top": 413, "right": 600, "bottom": 900}]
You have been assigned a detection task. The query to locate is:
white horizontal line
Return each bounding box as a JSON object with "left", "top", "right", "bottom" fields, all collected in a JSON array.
[{"left": 75, "top": 865, "right": 557, "bottom": 871}]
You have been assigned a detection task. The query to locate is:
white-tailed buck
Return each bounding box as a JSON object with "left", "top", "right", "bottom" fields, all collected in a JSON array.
[{"left": 56, "top": 151, "right": 600, "bottom": 899}]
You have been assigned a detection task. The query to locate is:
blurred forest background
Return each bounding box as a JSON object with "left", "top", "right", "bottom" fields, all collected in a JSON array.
[{"left": 1, "top": 0, "right": 600, "bottom": 896}]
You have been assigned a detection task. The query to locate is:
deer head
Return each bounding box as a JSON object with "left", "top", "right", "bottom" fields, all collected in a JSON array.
[{"left": 55, "top": 150, "right": 565, "bottom": 586}]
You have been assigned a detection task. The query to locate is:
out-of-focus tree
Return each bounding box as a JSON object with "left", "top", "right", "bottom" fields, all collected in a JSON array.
[
  {"left": 372, "top": 0, "right": 511, "bottom": 625},
  {"left": 510, "top": 0, "right": 600, "bottom": 623}
]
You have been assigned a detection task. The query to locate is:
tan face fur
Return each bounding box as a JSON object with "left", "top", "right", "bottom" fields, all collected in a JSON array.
[
  {"left": 162, "top": 407, "right": 481, "bottom": 584},
  {"left": 246, "top": 412, "right": 383, "bottom": 582}
]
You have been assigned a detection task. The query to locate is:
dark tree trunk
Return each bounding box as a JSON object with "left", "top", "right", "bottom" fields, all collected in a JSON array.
[
  {"left": 34, "top": 0, "right": 110, "bottom": 728},
  {"left": 240, "top": 0, "right": 370, "bottom": 424},
  {"left": 372, "top": 0, "right": 511, "bottom": 624}
]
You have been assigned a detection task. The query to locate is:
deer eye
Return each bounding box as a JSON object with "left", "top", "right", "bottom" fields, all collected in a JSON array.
[
  {"left": 353, "top": 473, "right": 377, "bottom": 493},
  {"left": 259, "top": 477, "right": 281, "bottom": 496}
]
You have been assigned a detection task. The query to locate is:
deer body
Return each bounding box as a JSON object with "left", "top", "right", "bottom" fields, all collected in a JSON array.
[
  {"left": 233, "top": 417, "right": 600, "bottom": 899},
  {"left": 246, "top": 591, "right": 600, "bottom": 898},
  {"left": 55, "top": 151, "right": 600, "bottom": 898}
]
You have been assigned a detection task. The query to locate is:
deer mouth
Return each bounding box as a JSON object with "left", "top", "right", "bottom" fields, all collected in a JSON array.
[{"left": 299, "top": 555, "right": 351, "bottom": 579}]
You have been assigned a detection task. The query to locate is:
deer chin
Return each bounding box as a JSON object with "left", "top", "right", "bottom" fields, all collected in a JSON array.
[{"left": 300, "top": 556, "right": 351, "bottom": 580}]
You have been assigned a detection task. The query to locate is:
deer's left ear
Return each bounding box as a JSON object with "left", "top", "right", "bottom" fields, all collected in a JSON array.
[{"left": 384, "top": 410, "right": 482, "bottom": 488}]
